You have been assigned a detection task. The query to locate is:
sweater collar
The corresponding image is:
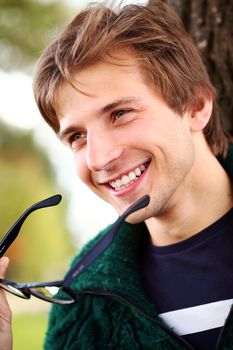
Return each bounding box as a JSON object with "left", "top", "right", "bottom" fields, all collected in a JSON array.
[{"left": 71, "top": 220, "right": 155, "bottom": 315}]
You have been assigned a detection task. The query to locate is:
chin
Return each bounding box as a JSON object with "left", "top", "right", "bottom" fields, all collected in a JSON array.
[{"left": 125, "top": 210, "right": 147, "bottom": 224}]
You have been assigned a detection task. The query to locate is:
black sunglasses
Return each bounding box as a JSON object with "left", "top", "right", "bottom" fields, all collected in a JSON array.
[{"left": 0, "top": 194, "right": 150, "bottom": 304}]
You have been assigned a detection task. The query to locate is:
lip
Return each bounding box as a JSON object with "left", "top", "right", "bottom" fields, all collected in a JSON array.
[{"left": 105, "top": 160, "right": 150, "bottom": 197}]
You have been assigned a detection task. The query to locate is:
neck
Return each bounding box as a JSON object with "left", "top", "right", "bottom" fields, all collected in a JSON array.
[{"left": 146, "top": 144, "right": 233, "bottom": 247}]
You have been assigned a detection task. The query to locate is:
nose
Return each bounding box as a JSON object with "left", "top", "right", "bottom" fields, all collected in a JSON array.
[{"left": 86, "top": 129, "right": 123, "bottom": 171}]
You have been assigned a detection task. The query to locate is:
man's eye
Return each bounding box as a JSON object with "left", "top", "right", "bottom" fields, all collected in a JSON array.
[
  {"left": 112, "top": 109, "right": 130, "bottom": 120},
  {"left": 68, "top": 132, "right": 86, "bottom": 148}
]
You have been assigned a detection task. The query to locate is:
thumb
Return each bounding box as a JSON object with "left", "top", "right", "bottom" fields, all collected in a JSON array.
[
  {"left": 0, "top": 256, "right": 9, "bottom": 278},
  {"left": 0, "top": 256, "right": 12, "bottom": 321},
  {"left": 0, "top": 256, "right": 13, "bottom": 350}
]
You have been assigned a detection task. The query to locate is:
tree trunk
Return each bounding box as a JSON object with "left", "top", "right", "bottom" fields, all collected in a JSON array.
[{"left": 148, "top": 0, "right": 233, "bottom": 135}]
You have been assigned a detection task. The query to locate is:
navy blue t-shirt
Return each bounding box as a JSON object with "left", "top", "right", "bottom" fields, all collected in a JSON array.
[{"left": 140, "top": 207, "right": 233, "bottom": 350}]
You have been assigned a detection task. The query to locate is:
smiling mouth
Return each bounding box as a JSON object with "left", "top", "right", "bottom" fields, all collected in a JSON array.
[{"left": 108, "top": 162, "right": 149, "bottom": 191}]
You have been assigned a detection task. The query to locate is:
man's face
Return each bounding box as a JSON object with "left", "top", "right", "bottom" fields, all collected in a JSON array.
[{"left": 57, "top": 51, "right": 195, "bottom": 223}]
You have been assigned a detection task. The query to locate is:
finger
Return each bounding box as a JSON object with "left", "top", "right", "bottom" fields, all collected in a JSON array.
[
  {"left": 0, "top": 257, "right": 9, "bottom": 278},
  {"left": 0, "top": 257, "right": 12, "bottom": 322}
]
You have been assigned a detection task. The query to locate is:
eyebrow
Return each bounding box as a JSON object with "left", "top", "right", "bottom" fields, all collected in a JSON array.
[
  {"left": 59, "top": 97, "right": 141, "bottom": 140},
  {"left": 59, "top": 126, "right": 77, "bottom": 140},
  {"left": 101, "top": 97, "right": 141, "bottom": 113}
]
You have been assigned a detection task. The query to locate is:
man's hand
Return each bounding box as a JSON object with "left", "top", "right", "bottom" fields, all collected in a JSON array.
[{"left": 0, "top": 257, "right": 13, "bottom": 350}]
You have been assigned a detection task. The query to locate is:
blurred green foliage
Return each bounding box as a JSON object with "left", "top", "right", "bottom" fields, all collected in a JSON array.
[
  {"left": 0, "top": 120, "right": 74, "bottom": 282},
  {"left": 0, "top": 0, "right": 76, "bottom": 346},
  {"left": 0, "top": 0, "right": 75, "bottom": 283},
  {"left": 0, "top": 0, "right": 71, "bottom": 71},
  {"left": 13, "top": 312, "right": 48, "bottom": 350}
]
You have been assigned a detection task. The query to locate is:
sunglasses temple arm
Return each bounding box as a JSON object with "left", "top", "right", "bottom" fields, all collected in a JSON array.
[
  {"left": 64, "top": 216, "right": 123, "bottom": 285},
  {"left": 64, "top": 195, "right": 150, "bottom": 286},
  {"left": 0, "top": 195, "right": 61, "bottom": 257},
  {"left": 0, "top": 208, "right": 35, "bottom": 257}
]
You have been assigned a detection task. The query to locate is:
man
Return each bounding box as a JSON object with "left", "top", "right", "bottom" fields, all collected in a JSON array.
[{"left": 0, "top": 1, "right": 233, "bottom": 349}]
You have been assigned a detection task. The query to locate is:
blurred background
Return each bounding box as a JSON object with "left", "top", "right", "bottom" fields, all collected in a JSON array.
[{"left": 0, "top": 0, "right": 232, "bottom": 349}]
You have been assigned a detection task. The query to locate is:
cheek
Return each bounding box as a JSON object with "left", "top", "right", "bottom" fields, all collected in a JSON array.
[{"left": 73, "top": 151, "right": 90, "bottom": 185}]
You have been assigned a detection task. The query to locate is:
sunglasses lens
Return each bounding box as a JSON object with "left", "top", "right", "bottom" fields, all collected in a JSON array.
[
  {"left": 29, "top": 286, "right": 75, "bottom": 304},
  {"left": 0, "top": 283, "right": 30, "bottom": 299}
]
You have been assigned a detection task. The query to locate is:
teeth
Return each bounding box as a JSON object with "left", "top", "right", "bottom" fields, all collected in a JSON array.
[
  {"left": 115, "top": 179, "right": 122, "bottom": 187},
  {"left": 140, "top": 165, "right": 145, "bottom": 171},
  {"left": 121, "top": 175, "right": 129, "bottom": 185},
  {"left": 129, "top": 172, "right": 136, "bottom": 180},
  {"left": 109, "top": 163, "right": 148, "bottom": 190},
  {"left": 135, "top": 167, "right": 141, "bottom": 176}
]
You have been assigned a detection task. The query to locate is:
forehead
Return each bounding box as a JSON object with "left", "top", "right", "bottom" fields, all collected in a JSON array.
[{"left": 55, "top": 49, "right": 149, "bottom": 115}]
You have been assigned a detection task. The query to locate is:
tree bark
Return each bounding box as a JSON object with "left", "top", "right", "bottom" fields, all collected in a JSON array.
[{"left": 148, "top": 0, "right": 233, "bottom": 134}]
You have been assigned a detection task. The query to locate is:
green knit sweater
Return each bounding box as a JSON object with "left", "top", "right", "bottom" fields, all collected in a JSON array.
[{"left": 44, "top": 145, "right": 233, "bottom": 350}]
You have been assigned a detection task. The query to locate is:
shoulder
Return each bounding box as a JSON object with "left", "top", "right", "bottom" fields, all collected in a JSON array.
[{"left": 44, "top": 287, "right": 162, "bottom": 350}]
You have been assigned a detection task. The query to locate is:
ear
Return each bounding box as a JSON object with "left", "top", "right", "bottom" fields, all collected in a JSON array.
[{"left": 189, "top": 97, "right": 213, "bottom": 132}]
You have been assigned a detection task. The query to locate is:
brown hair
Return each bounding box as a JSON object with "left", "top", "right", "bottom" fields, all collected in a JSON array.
[{"left": 33, "top": 1, "right": 230, "bottom": 156}]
